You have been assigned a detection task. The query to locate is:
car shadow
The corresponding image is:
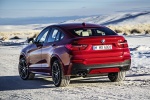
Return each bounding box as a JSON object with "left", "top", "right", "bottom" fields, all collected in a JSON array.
[
  {"left": 0, "top": 75, "right": 112, "bottom": 91},
  {"left": 3, "top": 74, "right": 147, "bottom": 91},
  {"left": 0, "top": 75, "right": 55, "bottom": 91}
]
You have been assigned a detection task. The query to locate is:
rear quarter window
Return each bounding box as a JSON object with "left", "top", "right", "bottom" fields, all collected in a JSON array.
[{"left": 69, "top": 27, "right": 117, "bottom": 37}]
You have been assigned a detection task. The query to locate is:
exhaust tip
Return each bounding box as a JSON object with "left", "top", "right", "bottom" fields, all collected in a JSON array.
[{"left": 77, "top": 72, "right": 87, "bottom": 77}]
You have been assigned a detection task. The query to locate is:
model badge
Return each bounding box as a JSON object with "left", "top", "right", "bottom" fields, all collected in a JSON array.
[{"left": 101, "top": 39, "right": 105, "bottom": 44}]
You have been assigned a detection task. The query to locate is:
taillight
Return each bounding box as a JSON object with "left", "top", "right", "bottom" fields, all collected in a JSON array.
[
  {"left": 65, "top": 44, "right": 87, "bottom": 50},
  {"left": 117, "top": 40, "right": 128, "bottom": 48}
]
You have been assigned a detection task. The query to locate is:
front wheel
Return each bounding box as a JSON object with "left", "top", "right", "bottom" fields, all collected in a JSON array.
[
  {"left": 108, "top": 71, "right": 126, "bottom": 82},
  {"left": 18, "top": 58, "right": 35, "bottom": 80},
  {"left": 52, "top": 60, "right": 70, "bottom": 87}
]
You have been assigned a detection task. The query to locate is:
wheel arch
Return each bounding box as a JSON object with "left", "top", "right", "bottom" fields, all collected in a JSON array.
[
  {"left": 50, "top": 54, "right": 63, "bottom": 66},
  {"left": 19, "top": 52, "right": 26, "bottom": 59},
  {"left": 50, "top": 54, "right": 65, "bottom": 75},
  {"left": 19, "top": 52, "right": 29, "bottom": 66}
]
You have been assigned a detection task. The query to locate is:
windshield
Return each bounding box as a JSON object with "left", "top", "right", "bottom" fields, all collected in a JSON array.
[{"left": 69, "top": 27, "right": 117, "bottom": 37}]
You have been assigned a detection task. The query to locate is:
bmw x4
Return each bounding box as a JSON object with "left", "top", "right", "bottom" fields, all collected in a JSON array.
[{"left": 18, "top": 23, "right": 131, "bottom": 87}]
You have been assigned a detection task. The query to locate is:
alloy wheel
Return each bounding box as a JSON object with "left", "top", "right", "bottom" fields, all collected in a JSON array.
[
  {"left": 52, "top": 61, "right": 61, "bottom": 85},
  {"left": 19, "top": 58, "right": 29, "bottom": 79}
]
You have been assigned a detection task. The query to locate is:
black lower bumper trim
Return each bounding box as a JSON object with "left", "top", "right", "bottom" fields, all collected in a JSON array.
[{"left": 71, "top": 59, "right": 131, "bottom": 75}]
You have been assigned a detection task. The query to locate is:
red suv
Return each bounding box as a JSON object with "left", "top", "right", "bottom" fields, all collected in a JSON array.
[{"left": 18, "top": 23, "right": 131, "bottom": 87}]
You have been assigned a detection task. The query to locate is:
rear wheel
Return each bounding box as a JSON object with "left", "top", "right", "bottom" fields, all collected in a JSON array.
[
  {"left": 18, "top": 58, "right": 35, "bottom": 80},
  {"left": 52, "top": 60, "right": 70, "bottom": 87},
  {"left": 108, "top": 71, "right": 126, "bottom": 82}
]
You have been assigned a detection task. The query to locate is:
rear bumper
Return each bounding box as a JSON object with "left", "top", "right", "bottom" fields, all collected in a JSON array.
[{"left": 71, "top": 59, "right": 131, "bottom": 75}]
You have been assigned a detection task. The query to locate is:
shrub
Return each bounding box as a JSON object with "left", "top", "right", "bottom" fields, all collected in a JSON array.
[
  {"left": 123, "top": 33, "right": 128, "bottom": 35},
  {"left": 114, "top": 29, "right": 122, "bottom": 33},
  {"left": 130, "top": 29, "right": 141, "bottom": 34},
  {"left": 144, "top": 29, "right": 150, "bottom": 34},
  {"left": 0, "top": 36, "right": 9, "bottom": 41},
  {"left": 10, "top": 36, "right": 20, "bottom": 39},
  {"left": 107, "top": 24, "right": 150, "bottom": 35}
]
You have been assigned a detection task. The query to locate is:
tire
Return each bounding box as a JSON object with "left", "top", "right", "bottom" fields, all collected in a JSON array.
[
  {"left": 52, "top": 60, "right": 70, "bottom": 87},
  {"left": 18, "top": 58, "right": 35, "bottom": 80},
  {"left": 108, "top": 71, "right": 126, "bottom": 82}
]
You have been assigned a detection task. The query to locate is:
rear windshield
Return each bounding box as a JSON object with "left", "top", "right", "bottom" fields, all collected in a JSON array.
[{"left": 69, "top": 27, "right": 117, "bottom": 37}]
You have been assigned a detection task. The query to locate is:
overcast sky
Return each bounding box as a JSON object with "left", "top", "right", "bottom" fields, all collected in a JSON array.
[{"left": 0, "top": 0, "right": 150, "bottom": 18}]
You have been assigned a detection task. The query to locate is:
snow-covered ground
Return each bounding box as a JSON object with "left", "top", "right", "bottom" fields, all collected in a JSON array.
[
  {"left": 126, "top": 35, "right": 150, "bottom": 76},
  {"left": 0, "top": 34, "right": 150, "bottom": 100}
]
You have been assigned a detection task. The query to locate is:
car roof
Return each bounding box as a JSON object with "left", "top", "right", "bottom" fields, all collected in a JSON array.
[{"left": 51, "top": 23, "right": 103, "bottom": 29}]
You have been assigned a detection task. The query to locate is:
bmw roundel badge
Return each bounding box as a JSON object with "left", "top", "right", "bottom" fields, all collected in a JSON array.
[{"left": 101, "top": 39, "right": 105, "bottom": 44}]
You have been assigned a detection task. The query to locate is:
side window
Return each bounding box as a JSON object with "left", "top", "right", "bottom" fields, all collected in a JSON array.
[
  {"left": 55, "top": 31, "right": 61, "bottom": 41},
  {"left": 39, "top": 31, "right": 49, "bottom": 42},
  {"left": 35, "top": 28, "right": 49, "bottom": 43},
  {"left": 47, "top": 28, "right": 64, "bottom": 42},
  {"left": 60, "top": 33, "right": 64, "bottom": 40},
  {"left": 52, "top": 29, "right": 58, "bottom": 39},
  {"left": 47, "top": 29, "right": 57, "bottom": 42}
]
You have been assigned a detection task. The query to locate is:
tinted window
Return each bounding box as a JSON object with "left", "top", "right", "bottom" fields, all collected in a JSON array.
[
  {"left": 69, "top": 27, "right": 117, "bottom": 37},
  {"left": 35, "top": 28, "right": 49, "bottom": 43},
  {"left": 60, "top": 32, "right": 64, "bottom": 40},
  {"left": 47, "top": 28, "right": 64, "bottom": 42},
  {"left": 55, "top": 31, "right": 61, "bottom": 41}
]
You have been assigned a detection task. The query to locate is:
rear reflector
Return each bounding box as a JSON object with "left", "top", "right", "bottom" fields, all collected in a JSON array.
[{"left": 89, "top": 68, "right": 120, "bottom": 74}]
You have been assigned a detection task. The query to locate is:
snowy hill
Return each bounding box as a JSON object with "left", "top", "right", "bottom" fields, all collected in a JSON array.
[
  {"left": 0, "top": 16, "right": 87, "bottom": 25},
  {"left": 0, "top": 11, "right": 150, "bottom": 32},
  {"left": 64, "top": 11, "right": 150, "bottom": 25}
]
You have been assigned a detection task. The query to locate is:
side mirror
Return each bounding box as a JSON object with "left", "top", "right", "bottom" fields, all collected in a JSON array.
[{"left": 27, "top": 37, "right": 35, "bottom": 43}]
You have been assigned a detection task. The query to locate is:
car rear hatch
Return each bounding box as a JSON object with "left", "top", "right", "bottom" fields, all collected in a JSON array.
[
  {"left": 65, "top": 26, "right": 129, "bottom": 65},
  {"left": 66, "top": 36, "right": 128, "bottom": 65}
]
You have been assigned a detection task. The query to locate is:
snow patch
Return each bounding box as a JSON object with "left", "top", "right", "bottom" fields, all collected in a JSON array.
[{"left": 136, "top": 46, "right": 150, "bottom": 51}]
